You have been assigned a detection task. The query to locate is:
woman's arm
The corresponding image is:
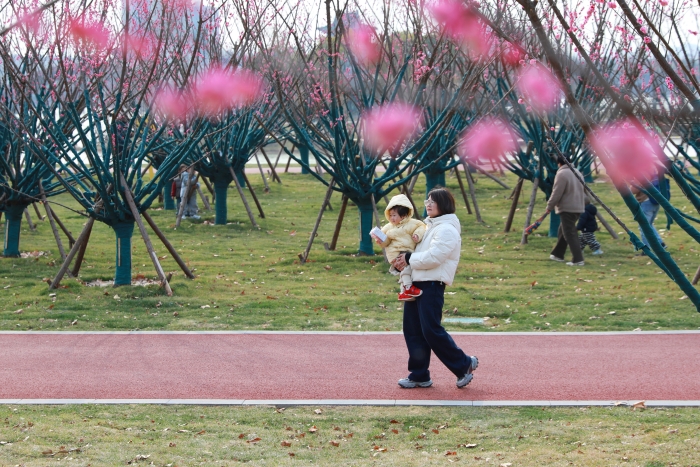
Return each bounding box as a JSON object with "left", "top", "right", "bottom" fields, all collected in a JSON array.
[{"left": 408, "top": 226, "right": 459, "bottom": 270}]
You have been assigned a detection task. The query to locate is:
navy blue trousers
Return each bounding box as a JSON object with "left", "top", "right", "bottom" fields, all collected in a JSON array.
[{"left": 402, "top": 281, "right": 471, "bottom": 382}]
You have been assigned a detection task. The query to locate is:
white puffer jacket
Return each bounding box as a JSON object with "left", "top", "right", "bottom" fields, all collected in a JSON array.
[{"left": 408, "top": 213, "right": 461, "bottom": 286}]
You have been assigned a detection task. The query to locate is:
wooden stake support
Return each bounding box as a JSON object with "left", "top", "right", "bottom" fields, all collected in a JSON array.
[
  {"left": 454, "top": 164, "right": 472, "bottom": 214},
  {"left": 229, "top": 167, "right": 259, "bottom": 228},
  {"left": 596, "top": 210, "right": 619, "bottom": 239},
  {"left": 39, "top": 183, "right": 67, "bottom": 261},
  {"left": 196, "top": 185, "right": 211, "bottom": 210},
  {"left": 300, "top": 180, "right": 335, "bottom": 264},
  {"left": 50, "top": 218, "right": 94, "bottom": 289},
  {"left": 119, "top": 173, "right": 172, "bottom": 296},
  {"left": 24, "top": 208, "right": 36, "bottom": 231},
  {"left": 70, "top": 220, "right": 93, "bottom": 277},
  {"left": 32, "top": 202, "right": 45, "bottom": 221},
  {"left": 201, "top": 176, "right": 216, "bottom": 202},
  {"left": 142, "top": 210, "right": 195, "bottom": 279},
  {"left": 470, "top": 162, "right": 510, "bottom": 190},
  {"left": 254, "top": 153, "right": 271, "bottom": 193},
  {"left": 242, "top": 173, "right": 265, "bottom": 218},
  {"left": 259, "top": 147, "right": 281, "bottom": 183},
  {"left": 462, "top": 162, "right": 483, "bottom": 223},
  {"left": 504, "top": 178, "right": 524, "bottom": 232},
  {"left": 49, "top": 207, "right": 75, "bottom": 247},
  {"left": 324, "top": 195, "right": 348, "bottom": 251}
]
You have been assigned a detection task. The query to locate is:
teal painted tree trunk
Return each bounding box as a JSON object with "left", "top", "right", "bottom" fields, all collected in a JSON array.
[
  {"left": 425, "top": 170, "right": 446, "bottom": 194},
  {"left": 163, "top": 185, "right": 175, "bottom": 210},
  {"left": 3, "top": 205, "right": 25, "bottom": 257},
  {"left": 549, "top": 211, "right": 561, "bottom": 238},
  {"left": 298, "top": 144, "right": 310, "bottom": 175},
  {"left": 357, "top": 200, "right": 375, "bottom": 256},
  {"left": 112, "top": 222, "right": 135, "bottom": 286},
  {"left": 214, "top": 180, "right": 230, "bottom": 225}
]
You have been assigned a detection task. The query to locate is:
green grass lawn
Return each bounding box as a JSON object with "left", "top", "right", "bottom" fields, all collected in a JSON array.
[
  {"left": 1, "top": 404, "right": 698, "bottom": 466},
  {"left": 2, "top": 170, "right": 700, "bottom": 332}
]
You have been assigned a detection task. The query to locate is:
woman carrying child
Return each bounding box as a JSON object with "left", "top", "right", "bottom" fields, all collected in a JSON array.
[{"left": 392, "top": 187, "right": 478, "bottom": 389}]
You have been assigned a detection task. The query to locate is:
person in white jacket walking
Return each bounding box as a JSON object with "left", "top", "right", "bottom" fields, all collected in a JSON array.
[{"left": 393, "top": 188, "right": 479, "bottom": 389}]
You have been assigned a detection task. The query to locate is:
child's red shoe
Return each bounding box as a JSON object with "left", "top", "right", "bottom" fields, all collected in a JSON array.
[
  {"left": 398, "top": 291, "right": 416, "bottom": 301},
  {"left": 403, "top": 285, "right": 423, "bottom": 297}
]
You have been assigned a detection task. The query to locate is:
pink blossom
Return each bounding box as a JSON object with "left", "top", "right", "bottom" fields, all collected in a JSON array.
[
  {"left": 362, "top": 103, "right": 422, "bottom": 155},
  {"left": 347, "top": 25, "right": 381, "bottom": 66},
  {"left": 429, "top": 0, "right": 492, "bottom": 59},
  {"left": 590, "top": 120, "right": 663, "bottom": 187},
  {"left": 123, "top": 33, "right": 153, "bottom": 58},
  {"left": 17, "top": 10, "right": 41, "bottom": 33},
  {"left": 608, "top": 1, "right": 617, "bottom": 7},
  {"left": 501, "top": 42, "right": 523, "bottom": 67},
  {"left": 516, "top": 64, "right": 562, "bottom": 113},
  {"left": 459, "top": 118, "right": 519, "bottom": 164},
  {"left": 69, "top": 18, "right": 110, "bottom": 49},
  {"left": 193, "top": 67, "right": 263, "bottom": 115},
  {"left": 153, "top": 88, "right": 191, "bottom": 121}
]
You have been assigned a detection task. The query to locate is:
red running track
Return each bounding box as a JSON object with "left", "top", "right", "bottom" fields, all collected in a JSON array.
[{"left": 1, "top": 332, "right": 699, "bottom": 402}]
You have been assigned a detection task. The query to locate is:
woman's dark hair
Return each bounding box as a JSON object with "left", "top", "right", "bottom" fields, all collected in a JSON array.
[
  {"left": 428, "top": 187, "right": 455, "bottom": 215},
  {"left": 556, "top": 155, "right": 568, "bottom": 166},
  {"left": 389, "top": 205, "right": 411, "bottom": 217}
]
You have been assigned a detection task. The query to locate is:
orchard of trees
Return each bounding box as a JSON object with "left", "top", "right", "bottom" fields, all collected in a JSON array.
[{"left": 1, "top": 0, "right": 700, "bottom": 310}]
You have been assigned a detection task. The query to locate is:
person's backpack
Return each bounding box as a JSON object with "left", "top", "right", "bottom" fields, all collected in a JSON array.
[{"left": 171, "top": 180, "right": 177, "bottom": 198}]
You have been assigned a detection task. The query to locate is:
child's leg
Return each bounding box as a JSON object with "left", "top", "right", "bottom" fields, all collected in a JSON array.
[
  {"left": 587, "top": 232, "right": 602, "bottom": 251},
  {"left": 578, "top": 233, "right": 587, "bottom": 251},
  {"left": 400, "top": 266, "right": 413, "bottom": 290}
]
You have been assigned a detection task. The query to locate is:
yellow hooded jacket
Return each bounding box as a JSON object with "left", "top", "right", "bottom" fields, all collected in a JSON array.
[{"left": 378, "top": 194, "right": 427, "bottom": 263}]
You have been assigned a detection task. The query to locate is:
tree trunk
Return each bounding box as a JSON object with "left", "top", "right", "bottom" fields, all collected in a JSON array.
[
  {"left": 163, "top": 185, "right": 175, "bottom": 210},
  {"left": 298, "top": 144, "right": 310, "bottom": 174},
  {"left": 3, "top": 205, "right": 26, "bottom": 257},
  {"left": 356, "top": 200, "right": 375, "bottom": 256},
  {"left": 214, "top": 180, "right": 229, "bottom": 225},
  {"left": 112, "top": 221, "right": 135, "bottom": 286}
]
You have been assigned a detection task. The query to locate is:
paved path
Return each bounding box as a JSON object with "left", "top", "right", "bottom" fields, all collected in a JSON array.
[{"left": 2, "top": 331, "right": 699, "bottom": 405}]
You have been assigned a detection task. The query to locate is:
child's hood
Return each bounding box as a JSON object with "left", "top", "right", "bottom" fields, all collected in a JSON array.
[
  {"left": 384, "top": 194, "right": 415, "bottom": 222},
  {"left": 585, "top": 203, "right": 597, "bottom": 216}
]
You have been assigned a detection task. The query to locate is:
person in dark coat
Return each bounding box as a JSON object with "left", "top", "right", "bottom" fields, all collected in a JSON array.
[{"left": 577, "top": 199, "right": 603, "bottom": 255}]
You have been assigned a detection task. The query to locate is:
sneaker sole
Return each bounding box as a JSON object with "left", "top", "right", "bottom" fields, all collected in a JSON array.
[
  {"left": 457, "top": 356, "right": 479, "bottom": 388},
  {"left": 398, "top": 297, "right": 416, "bottom": 302},
  {"left": 398, "top": 380, "right": 433, "bottom": 388}
]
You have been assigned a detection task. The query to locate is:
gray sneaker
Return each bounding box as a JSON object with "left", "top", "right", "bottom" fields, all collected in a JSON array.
[
  {"left": 456, "top": 356, "right": 479, "bottom": 388},
  {"left": 398, "top": 378, "right": 433, "bottom": 388},
  {"left": 566, "top": 261, "right": 584, "bottom": 266},
  {"left": 549, "top": 255, "right": 565, "bottom": 262}
]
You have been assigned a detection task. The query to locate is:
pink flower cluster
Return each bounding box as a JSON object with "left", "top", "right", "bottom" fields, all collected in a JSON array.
[
  {"left": 515, "top": 64, "right": 563, "bottom": 113},
  {"left": 459, "top": 118, "right": 519, "bottom": 164},
  {"left": 153, "top": 67, "right": 264, "bottom": 120},
  {"left": 69, "top": 18, "right": 111, "bottom": 50},
  {"left": 347, "top": 25, "right": 381, "bottom": 66},
  {"left": 429, "top": 0, "right": 492, "bottom": 60},
  {"left": 590, "top": 120, "right": 663, "bottom": 187},
  {"left": 362, "top": 103, "right": 422, "bottom": 156}
]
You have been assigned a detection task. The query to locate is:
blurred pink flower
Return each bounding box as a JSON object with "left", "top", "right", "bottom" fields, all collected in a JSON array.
[
  {"left": 347, "top": 25, "right": 381, "bottom": 66},
  {"left": 590, "top": 120, "right": 663, "bottom": 187},
  {"left": 17, "top": 10, "right": 41, "bottom": 33},
  {"left": 193, "top": 67, "right": 263, "bottom": 115},
  {"left": 429, "top": 0, "right": 492, "bottom": 60},
  {"left": 516, "top": 64, "right": 563, "bottom": 113},
  {"left": 153, "top": 88, "right": 191, "bottom": 121},
  {"left": 501, "top": 42, "right": 523, "bottom": 67},
  {"left": 459, "top": 118, "right": 519, "bottom": 164},
  {"left": 69, "top": 18, "right": 110, "bottom": 49},
  {"left": 123, "top": 33, "right": 153, "bottom": 58},
  {"left": 362, "top": 103, "right": 422, "bottom": 155}
]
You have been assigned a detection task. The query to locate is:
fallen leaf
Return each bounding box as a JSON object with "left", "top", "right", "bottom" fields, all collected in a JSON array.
[
  {"left": 460, "top": 443, "right": 478, "bottom": 448},
  {"left": 247, "top": 437, "right": 261, "bottom": 444},
  {"left": 238, "top": 433, "right": 246, "bottom": 439},
  {"left": 390, "top": 420, "right": 400, "bottom": 424},
  {"left": 329, "top": 440, "right": 340, "bottom": 447},
  {"left": 391, "top": 429, "right": 399, "bottom": 434},
  {"left": 281, "top": 441, "right": 292, "bottom": 447},
  {"left": 446, "top": 451, "right": 457, "bottom": 456},
  {"left": 288, "top": 452, "right": 295, "bottom": 456},
  {"left": 500, "top": 463, "right": 512, "bottom": 467},
  {"left": 169, "top": 442, "right": 176, "bottom": 447},
  {"left": 13, "top": 309, "right": 23, "bottom": 314},
  {"left": 42, "top": 449, "right": 53, "bottom": 455},
  {"left": 289, "top": 230, "right": 297, "bottom": 236},
  {"left": 201, "top": 305, "right": 210, "bottom": 309},
  {"left": 309, "top": 426, "right": 318, "bottom": 433},
  {"left": 196, "top": 430, "right": 206, "bottom": 435},
  {"left": 432, "top": 429, "right": 440, "bottom": 434},
  {"left": 632, "top": 401, "right": 646, "bottom": 410},
  {"left": 314, "top": 409, "right": 323, "bottom": 414},
  {"left": 531, "top": 281, "right": 538, "bottom": 287}
]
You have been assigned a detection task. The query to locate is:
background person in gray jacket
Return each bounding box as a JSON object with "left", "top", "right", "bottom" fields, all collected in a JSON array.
[{"left": 547, "top": 156, "right": 586, "bottom": 266}]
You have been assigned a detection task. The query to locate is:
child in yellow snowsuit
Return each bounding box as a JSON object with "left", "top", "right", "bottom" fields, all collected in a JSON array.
[{"left": 371, "top": 194, "right": 426, "bottom": 301}]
